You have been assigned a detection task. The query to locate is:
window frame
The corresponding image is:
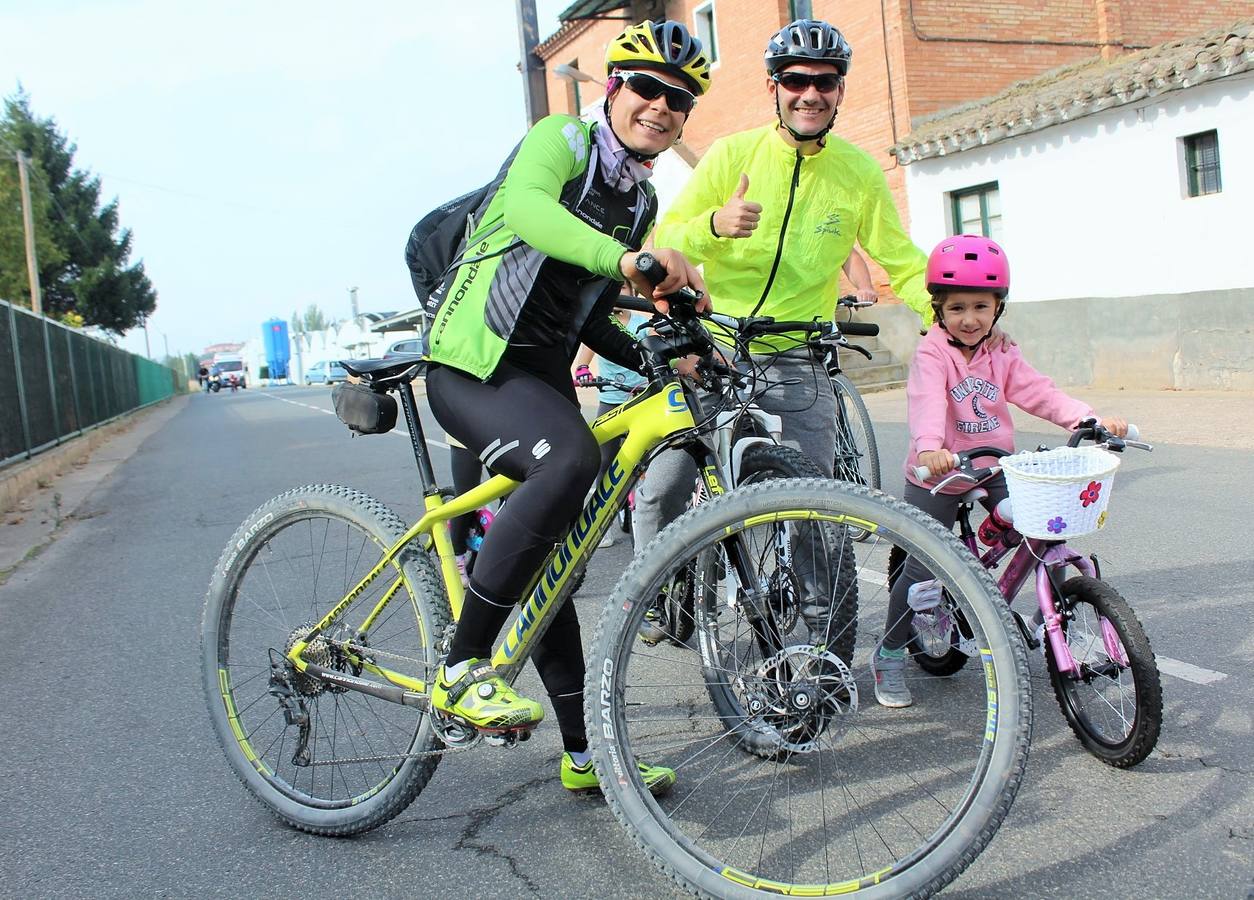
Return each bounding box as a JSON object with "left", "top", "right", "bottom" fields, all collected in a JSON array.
[
  {"left": 949, "top": 182, "right": 1002, "bottom": 238},
  {"left": 693, "top": 1, "right": 719, "bottom": 69},
  {"left": 1181, "top": 129, "right": 1222, "bottom": 198}
]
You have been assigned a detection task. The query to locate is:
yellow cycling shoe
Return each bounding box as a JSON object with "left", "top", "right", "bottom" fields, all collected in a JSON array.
[
  {"left": 431, "top": 659, "right": 544, "bottom": 734},
  {"left": 561, "top": 752, "right": 676, "bottom": 797}
]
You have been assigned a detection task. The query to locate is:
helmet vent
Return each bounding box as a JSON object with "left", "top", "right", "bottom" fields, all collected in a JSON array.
[{"left": 964, "top": 252, "right": 979, "bottom": 261}]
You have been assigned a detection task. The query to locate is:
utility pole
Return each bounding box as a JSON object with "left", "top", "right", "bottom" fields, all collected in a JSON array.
[
  {"left": 15, "top": 152, "right": 44, "bottom": 316},
  {"left": 515, "top": 0, "right": 550, "bottom": 126},
  {"left": 348, "top": 286, "right": 359, "bottom": 319}
]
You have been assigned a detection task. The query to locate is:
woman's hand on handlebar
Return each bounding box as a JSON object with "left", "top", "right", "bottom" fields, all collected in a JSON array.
[
  {"left": 917, "top": 449, "right": 958, "bottom": 479},
  {"left": 620, "top": 248, "right": 710, "bottom": 315}
]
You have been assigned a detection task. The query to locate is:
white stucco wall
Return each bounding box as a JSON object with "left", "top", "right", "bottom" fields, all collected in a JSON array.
[{"left": 904, "top": 71, "right": 1254, "bottom": 301}]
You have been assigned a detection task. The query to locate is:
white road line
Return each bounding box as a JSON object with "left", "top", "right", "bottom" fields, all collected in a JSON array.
[
  {"left": 1157, "top": 657, "right": 1230, "bottom": 685},
  {"left": 855, "top": 560, "right": 1229, "bottom": 687},
  {"left": 857, "top": 567, "right": 888, "bottom": 586},
  {"left": 260, "top": 390, "right": 448, "bottom": 446}
]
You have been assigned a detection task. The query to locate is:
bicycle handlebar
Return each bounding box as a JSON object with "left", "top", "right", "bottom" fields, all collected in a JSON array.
[{"left": 917, "top": 421, "right": 1151, "bottom": 495}]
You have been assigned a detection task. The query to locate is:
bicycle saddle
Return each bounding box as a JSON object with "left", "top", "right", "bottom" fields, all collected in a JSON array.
[{"left": 339, "top": 355, "right": 426, "bottom": 385}]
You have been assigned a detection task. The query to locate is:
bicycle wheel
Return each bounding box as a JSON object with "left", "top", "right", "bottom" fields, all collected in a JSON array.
[
  {"left": 831, "top": 373, "right": 881, "bottom": 491},
  {"left": 888, "top": 544, "right": 973, "bottom": 677},
  {"left": 1047, "top": 576, "right": 1162, "bottom": 768},
  {"left": 202, "top": 484, "right": 450, "bottom": 835},
  {"left": 588, "top": 479, "right": 1031, "bottom": 898},
  {"left": 665, "top": 442, "right": 849, "bottom": 650}
]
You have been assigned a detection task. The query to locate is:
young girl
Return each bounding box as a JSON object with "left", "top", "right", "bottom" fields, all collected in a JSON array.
[{"left": 874, "top": 234, "right": 1127, "bottom": 708}]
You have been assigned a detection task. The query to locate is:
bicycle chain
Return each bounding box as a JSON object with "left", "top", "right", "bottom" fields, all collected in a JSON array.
[{"left": 303, "top": 624, "right": 468, "bottom": 766}]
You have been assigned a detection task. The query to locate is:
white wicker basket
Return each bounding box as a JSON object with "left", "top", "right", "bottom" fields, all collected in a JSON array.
[{"left": 1000, "top": 446, "right": 1121, "bottom": 539}]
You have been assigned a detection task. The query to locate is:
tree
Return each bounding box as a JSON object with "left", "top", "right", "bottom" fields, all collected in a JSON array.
[
  {"left": 301, "top": 304, "right": 330, "bottom": 332},
  {"left": 0, "top": 89, "right": 156, "bottom": 331}
]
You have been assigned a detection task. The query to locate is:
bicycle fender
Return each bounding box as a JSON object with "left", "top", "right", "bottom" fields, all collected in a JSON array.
[{"left": 730, "top": 437, "right": 776, "bottom": 484}]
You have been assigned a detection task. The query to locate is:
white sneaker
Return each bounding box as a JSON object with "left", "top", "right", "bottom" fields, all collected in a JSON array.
[{"left": 598, "top": 532, "right": 614, "bottom": 549}]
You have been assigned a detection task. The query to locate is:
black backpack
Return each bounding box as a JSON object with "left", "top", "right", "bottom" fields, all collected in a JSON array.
[{"left": 403, "top": 183, "right": 493, "bottom": 302}]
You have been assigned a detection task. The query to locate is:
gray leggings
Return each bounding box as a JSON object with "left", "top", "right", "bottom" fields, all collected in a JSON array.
[
  {"left": 883, "top": 477, "right": 1008, "bottom": 650},
  {"left": 633, "top": 352, "right": 837, "bottom": 548}
]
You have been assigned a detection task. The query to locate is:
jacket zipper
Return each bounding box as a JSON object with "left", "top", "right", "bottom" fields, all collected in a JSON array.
[{"left": 750, "top": 150, "right": 804, "bottom": 318}]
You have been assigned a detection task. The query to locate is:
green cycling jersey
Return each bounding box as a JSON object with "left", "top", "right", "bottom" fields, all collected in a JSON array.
[
  {"left": 424, "top": 115, "right": 654, "bottom": 380},
  {"left": 654, "top": 125, "right": 930, "bottom": 350}
]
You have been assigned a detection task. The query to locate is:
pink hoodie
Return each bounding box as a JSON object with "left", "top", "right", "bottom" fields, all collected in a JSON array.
[{"left": 905, "top": 326, "right": 1094, "bottom": 493}]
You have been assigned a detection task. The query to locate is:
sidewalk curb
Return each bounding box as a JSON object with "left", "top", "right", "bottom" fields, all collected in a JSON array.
[{"left": 0, "top": 396, "right": 188, "bottom": 583}]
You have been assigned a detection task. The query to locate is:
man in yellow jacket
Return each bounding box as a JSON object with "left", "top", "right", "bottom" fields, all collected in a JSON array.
[{"left": 635, "top": 18, "right": 932, "bottom": 647}]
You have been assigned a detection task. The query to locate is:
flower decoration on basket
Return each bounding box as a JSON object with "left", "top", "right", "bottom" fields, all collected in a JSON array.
[
  {"left": 1046, "top": 516, "right": 1067, "bottom": 534},
  {"left": 1078, "top": 481, "right": 1103, "bottom": 508}
]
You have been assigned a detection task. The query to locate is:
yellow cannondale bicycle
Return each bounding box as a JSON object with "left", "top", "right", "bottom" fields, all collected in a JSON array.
[{"left": 201, "top": 256, "right": 1031, "bottom": 898}]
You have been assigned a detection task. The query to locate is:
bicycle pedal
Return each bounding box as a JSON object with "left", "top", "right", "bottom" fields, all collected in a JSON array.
[{"left": 483, "top": 726, "right": 533, "bottom": 747}]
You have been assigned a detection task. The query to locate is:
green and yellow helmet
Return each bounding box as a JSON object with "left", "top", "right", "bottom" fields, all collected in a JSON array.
[{"left": 605, "top": 20, "right": 711, "bottom": 96}]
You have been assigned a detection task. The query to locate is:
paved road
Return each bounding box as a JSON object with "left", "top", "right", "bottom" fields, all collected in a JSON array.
[{"left": 0, "top": 385, "right": 1249, "bottom": 899}]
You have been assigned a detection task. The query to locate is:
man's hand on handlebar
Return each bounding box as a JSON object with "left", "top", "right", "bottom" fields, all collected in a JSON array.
[
  {"left": 917, "top": 449, "right": 958, "bottom": 479},
  {"left": 620, "top": 248, "right": 710, "bottom": 316}
]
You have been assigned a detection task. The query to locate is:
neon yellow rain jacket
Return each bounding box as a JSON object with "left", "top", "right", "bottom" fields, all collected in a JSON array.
[{"left": 655, "top": 125, "right": 931, "bottom": 348}]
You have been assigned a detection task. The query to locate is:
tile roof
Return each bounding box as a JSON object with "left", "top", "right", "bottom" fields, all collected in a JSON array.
[{"left": 892, "top": 20, "right": 1254, "bottom": 164}]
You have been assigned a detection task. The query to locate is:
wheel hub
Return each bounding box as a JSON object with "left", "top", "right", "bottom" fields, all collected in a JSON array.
[{"left": 745, "top": 645, "right": 858, "bottom": 754}]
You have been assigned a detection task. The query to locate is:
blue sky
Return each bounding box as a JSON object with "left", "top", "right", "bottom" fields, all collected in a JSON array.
[{"left": 2, "top": 0, "right": 570, "bottom": 359}]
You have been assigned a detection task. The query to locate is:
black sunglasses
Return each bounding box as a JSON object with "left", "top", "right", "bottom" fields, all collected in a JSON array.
[
  {"left": 618, "top": 71, "right": 697, "bottom": 114},
  {"left": 773, "top": 71, "right": 843, "bottom": 94}
]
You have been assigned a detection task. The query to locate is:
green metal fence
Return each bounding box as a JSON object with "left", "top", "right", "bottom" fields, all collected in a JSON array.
[{"left": 1, "top": 297, "right": 181, "bottom": 468}]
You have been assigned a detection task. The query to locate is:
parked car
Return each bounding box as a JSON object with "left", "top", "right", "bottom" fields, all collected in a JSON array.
[
  {"left": 384, "top": 338, "right": 423, "bottom": 359},
  {"left": 304, "top": 361, "right": 349, "bottom": 385}
]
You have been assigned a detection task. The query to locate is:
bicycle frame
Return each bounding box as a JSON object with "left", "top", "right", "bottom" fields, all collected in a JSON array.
[
  {"left": 955, "top": 507, "right": 1095, "bottom": 678},
  {"left": 285, "top": 376, "right": 716, "bottom": 699}
]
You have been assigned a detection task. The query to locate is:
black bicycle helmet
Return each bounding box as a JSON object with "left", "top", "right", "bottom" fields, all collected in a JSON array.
[{"left": 764, "top": 19, "right": 853, "bottom": 76}]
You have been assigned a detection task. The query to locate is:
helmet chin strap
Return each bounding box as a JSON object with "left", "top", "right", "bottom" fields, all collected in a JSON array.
[
  {"left": 603, "top": 97, "right": 661, "bottom": 162},
  {"left": 774, "top": 92, "right": 837, "bottom": 144}
]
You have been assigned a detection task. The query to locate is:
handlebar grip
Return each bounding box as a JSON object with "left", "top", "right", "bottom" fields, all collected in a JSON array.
[
  {"left": 912, "top": 466, "right": 932, "bottom": 481},
  {"left": 838, "top": 321, "right": 879, "bottom": 337},
  {"left": 634, "top": 251, "right": 666, "bottom": 287},
  {"left": 614, "top": 294, "right": 657, "bottom": 315},
  {"left": 1126, "top": 423, "right": 1140, "bottom": 441}
]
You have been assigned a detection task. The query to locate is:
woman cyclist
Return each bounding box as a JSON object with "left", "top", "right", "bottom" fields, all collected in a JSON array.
[{"left": 421, "top": 20, "right": 711, "bottom": 793}]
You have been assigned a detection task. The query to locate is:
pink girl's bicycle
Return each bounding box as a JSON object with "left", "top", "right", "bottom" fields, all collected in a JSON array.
[{"left": 889, "top": 420, "right": 1162, "bottom": 767}]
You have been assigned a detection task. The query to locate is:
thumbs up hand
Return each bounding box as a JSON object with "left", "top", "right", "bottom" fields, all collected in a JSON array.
[{"left": 711, "top": 173, "right": 763, "bottom": 239}]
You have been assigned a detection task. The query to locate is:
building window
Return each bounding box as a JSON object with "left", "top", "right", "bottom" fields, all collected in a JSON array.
[
  {"left": 949, "top": 183, "right": 1003, "bottom": 240},
  {"left": 694, "top": 2, "right": 718, "bottom": 65},
  {"left": 1183, "top": 130, "right": 1222, "bottom": 197}
]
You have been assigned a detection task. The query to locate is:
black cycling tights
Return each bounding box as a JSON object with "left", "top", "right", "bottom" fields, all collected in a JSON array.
[{"left": 426, "top": 361, "right": 601, "bottom": 752}]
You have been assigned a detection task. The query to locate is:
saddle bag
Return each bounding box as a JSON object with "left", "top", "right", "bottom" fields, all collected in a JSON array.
[{"left": 332, "top": 382, "right": 398, "bottom": 435}]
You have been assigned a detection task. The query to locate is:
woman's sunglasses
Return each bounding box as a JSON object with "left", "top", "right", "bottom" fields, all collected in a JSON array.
[
  {"left": 616, "top": 71, "right": 697, "bottom": 115},
  {"left": 772, "top": 72, "right": 843, "bottom": 94}
]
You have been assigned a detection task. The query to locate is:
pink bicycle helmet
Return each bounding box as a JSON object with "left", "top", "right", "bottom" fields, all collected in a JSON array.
[{"left": 926, "top": 234, "right": 1010, "bottom": 299}]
